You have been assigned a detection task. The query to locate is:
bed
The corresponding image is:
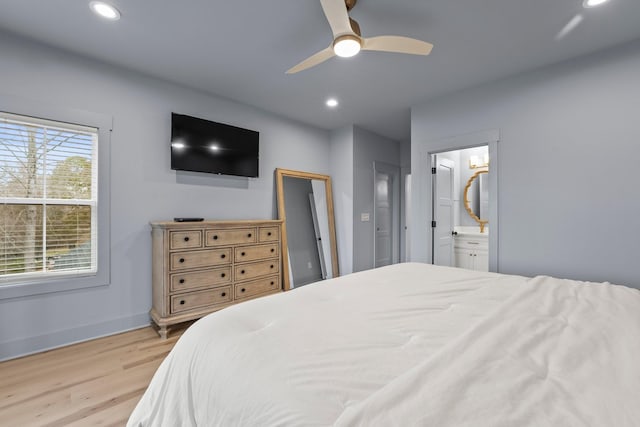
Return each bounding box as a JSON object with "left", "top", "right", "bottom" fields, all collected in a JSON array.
[{"left": 128, "top": 263, "right": 640, "bottom": 426}]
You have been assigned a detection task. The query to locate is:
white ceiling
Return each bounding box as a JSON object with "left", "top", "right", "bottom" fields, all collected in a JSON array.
[{"left": 1, "top": 0, "right": 640, "bottom": 140}]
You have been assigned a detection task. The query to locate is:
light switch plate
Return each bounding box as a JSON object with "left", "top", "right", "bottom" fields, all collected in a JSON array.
[{"left": 361, "top": 213, "right": 370, "bottom": 222}]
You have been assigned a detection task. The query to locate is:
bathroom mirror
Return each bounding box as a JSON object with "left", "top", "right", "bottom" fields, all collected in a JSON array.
[
  {"left": 275, "top": 168, "right": 339, "bottom": 290},
  {"left": 463, "top": 169, "right": 489, "bottom": 233}
]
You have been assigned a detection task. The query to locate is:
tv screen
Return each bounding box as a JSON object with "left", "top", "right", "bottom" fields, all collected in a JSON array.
[{"left": 171, "top": 113, "right": 259, "bottom": 178}]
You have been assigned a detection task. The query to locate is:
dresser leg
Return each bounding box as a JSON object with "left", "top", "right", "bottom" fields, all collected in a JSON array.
[
  {"left": 150, "top": 317, "right": 169, "bottom": 339},
  {"left": 158, "top": 325, "right": 169, "bottom": 339}
]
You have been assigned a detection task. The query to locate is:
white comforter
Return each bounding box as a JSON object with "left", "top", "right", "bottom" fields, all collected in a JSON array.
[{"left": 128, "top": 263, "right": 640, "bottom": 426}]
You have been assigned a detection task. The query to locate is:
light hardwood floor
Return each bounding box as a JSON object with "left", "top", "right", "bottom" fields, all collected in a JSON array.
[{"left": 0, "top": 326, "right": 185, "bottom": 426}]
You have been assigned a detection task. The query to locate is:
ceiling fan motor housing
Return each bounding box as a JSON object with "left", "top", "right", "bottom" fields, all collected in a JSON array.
[{"left": 349, "top": 17, "right": 361, "bottom": 36}]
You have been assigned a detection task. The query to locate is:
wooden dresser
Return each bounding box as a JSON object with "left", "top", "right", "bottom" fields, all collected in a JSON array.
[{"left": 150, "top": 219, "right": 283, "bottom": 338}]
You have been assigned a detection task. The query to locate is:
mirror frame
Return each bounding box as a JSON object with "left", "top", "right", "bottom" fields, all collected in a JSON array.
[
  {"left": 275, "top": 168, "right": 340, "bottom": 291},
  {"left": 463, "top": 169, "right": 489, "bottom": 233}
]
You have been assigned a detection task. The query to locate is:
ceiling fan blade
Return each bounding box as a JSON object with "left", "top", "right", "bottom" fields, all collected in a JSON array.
[
  {"left": 286, "top": 46, "right": 335, "bottom": 74},
  {"left": 362, "top": 36, "right": 433, "bottom": 56},
  {"left": 320, "top": 0, "right": 355, "bottom": 37}
]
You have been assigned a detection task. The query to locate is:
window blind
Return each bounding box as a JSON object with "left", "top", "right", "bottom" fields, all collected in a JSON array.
[{"left": 0, "top": 112, "right": 98, "bottom": 281}]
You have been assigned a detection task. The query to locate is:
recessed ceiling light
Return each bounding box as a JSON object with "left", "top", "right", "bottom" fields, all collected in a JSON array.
[
  {"left": 89, "top": 1, "right": 121, "bottom": 20},
  {"left": 583, "top": 0, "right": 610, "bottom": 8},
  {"left": 210, "top": 144, "right": 220, "bottom": 151},
  {"left": 326, "top": 98, "right": 339, "bottom": 108}
]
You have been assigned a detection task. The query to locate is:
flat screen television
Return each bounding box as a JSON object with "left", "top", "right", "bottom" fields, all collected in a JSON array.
[{"left": 171, "top": 113, "right": 259, "bottom": 178}]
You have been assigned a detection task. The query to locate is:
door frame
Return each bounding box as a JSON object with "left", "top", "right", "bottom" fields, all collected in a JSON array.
[
  {"left": 414, "top": 129, "right": 500, "bottom": 272},
  {"left": 373, "top": 161, "right": 401, "bottom": 267}
]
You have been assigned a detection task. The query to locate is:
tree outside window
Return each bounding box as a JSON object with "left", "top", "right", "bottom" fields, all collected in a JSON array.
[{"left": 0, "top": 113, "right": 97, "bottom": 281}]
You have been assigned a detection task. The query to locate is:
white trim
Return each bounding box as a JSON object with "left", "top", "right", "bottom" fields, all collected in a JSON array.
[
  {"left": 0, "top": 111, "right": 97, "bottom": 134},
  {"left": 0, "top": 313, "right": 150, "bottom": 362},
  {"left": 413, "top": 129, "right": 500, "bottom": 272},
  {"left": 1, "top": 197, "right": 95, "bottom": 205},
  {"left": 0, "top": 94, "right": 112, "bottom": 300}
]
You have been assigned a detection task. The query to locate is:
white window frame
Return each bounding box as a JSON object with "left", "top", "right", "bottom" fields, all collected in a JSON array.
[{"left": 0, "top": 96, "right": 111, "bottom": 300}]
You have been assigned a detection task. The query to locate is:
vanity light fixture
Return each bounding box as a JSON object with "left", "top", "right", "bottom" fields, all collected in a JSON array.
[
  {"left": 326, "top": 98, "right": 339, "bottom": 108},
  {"left": 583, "top": 0, "right": 610, "bottom": 8},
  {"left": 89, "top": 1, "right": 121, "bottom": 20},
  {"left": 469, "top": 154, "right": 489, "bottom": 169}
]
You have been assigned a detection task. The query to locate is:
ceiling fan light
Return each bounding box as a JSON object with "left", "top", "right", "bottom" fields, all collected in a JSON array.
[{"left": 334, "top": 36, "right": 361, "bottom": 58}]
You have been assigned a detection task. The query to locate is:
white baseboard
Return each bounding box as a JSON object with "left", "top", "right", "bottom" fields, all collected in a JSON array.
[{"left": 0, "top": 312, "right": 151, "bottom": 362}]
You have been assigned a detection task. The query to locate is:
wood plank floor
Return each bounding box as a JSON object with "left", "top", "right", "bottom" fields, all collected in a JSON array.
[{"left": 0, "top": 326, "right": 186, "bottom": 426}]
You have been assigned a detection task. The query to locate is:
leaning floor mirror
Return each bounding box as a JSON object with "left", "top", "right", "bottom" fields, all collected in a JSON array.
[{"left": 275, "top": 168, "right": 339, "bottom": 290}]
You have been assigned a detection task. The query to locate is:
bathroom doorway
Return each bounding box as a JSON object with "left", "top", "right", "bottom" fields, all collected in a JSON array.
[{"left": 431, "top": 146, "right": 491, "bottom": 271}]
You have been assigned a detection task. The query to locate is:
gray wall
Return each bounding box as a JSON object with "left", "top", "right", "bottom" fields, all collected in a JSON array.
[
  {"left": 330, "top": 126, "right": 354, "bottom": 275},
  {"left": 0, "top": 33, "right": 332, "bottom": 360},
  {"left": 353, "top": 127, "right": 400, "bottom": 272},
  {"left": 282, "top": 177, "right": 322, "bottom": 286},
  {"left": 411, "top": 39, "right": 640, "bottom": 289}
]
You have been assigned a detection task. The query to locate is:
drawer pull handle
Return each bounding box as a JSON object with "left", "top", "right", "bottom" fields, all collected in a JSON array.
[
  {"left": 179, "top": 258, "right": 185, "bottom": 263},
  {"left": 221, "top": 273, "right": 226, "bottom": 278},
  {"left": 468, "top": 242, "right": 480, "bottom": 245},
  {"left": 247, "top": 233, "right": 252, "bottom": 238},
  {"left": 241, "top": 270, "right": 245, "bottom": 274},
  {"left": 267, "top": 232, "right": 272, "bottom": 236},
  {"left": 180, "top": 300, "right": 185, "bottom": 305},
  {"left": 184, "top": 236, "right": 189, "bottom": 242},
  {"left": 221, "top": 292, "right": 226, "bottom": 297},
  {"left": 270, "top": 248, "right": 275, "bottom": 253},
  {"left": 179, "top": 278, "right": 185, "bottom": 284},
  {"left": 241, "top": 252, "right": 246, "bottom": 256},
  {"left": 213, "top": 235, "right": 218, "bottom": 240},
  {"left": 270, "top": 265, "right": 274, "bottom": 269},
  {"left": 221, "top": 254, "right": 226, "bottom": 259},
  {"left": 271, "top": 281, "right": 274, "bottom": 285},
  {"left": 241, "top": 288, "right": 246, "bottom": 293}
]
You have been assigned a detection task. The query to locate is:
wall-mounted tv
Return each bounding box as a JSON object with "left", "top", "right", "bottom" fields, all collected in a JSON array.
[{"left": 171, "top": 113, "right": 259, "bottom": 178}]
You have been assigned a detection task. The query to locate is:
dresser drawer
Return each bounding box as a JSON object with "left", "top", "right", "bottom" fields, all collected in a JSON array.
[
  {"left": 171, "top": 286, "right": 232, "bottom": 314},
  {"left": 234, "top": 259, "right": 279, "bottom": 281},
  {"left": 205, "top": 228, "right": 257, "bottom": 247},
  {"left": 454, "top": 236, "right": 488, "bottom": 251},
  {"left": 234, "top": 243, "right": 279, "bottom": 263},
  {"left": 235, "top": 275, "right": 280, "bottom": 300},
  {"left": 258, "top": 226, "right": 279, "bottom": 242},
  {"left": 169, "top": 230, "right": 202, "bottom": 250},
  {"left": 170, "top": 266, "right": 231, "bottom": 292},
  {"left": 170, "top": 248, "right": 231, "bottom": 271}
]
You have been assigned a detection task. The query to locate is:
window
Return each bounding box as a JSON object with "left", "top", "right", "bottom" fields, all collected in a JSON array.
[
  {"left": 0, "top": 112, "right": 98, "bottom": 283},
  {"left": 0, "top": 99, "right": 110, "bottom": 300}
]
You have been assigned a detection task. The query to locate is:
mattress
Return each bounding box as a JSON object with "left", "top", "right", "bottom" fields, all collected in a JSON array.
[{"left": 128, "top": 263, "right": 640, "bottom": 426}]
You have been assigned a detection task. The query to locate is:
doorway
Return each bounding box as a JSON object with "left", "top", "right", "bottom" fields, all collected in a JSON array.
[
  {"left": 430, "top": 144, "right": 494, "bottom": 271},
  {"left": 373, "top": 162, "right": 400, "bottom": 268}
]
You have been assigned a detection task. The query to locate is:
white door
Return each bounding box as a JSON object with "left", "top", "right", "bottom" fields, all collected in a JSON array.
[
  {"left": 432, "top": 156, "right": 455, "bottom": 266},
  {"left": 375, "top": 171, "right": 393, "bottom": 267},
  {"left": 403, "top": 173, "right": 412, "bottom": 261}
]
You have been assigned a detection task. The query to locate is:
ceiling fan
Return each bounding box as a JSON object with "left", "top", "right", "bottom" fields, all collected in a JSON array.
[{"left": 286, "top": 0, "right": 433, "bottom": 74}]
